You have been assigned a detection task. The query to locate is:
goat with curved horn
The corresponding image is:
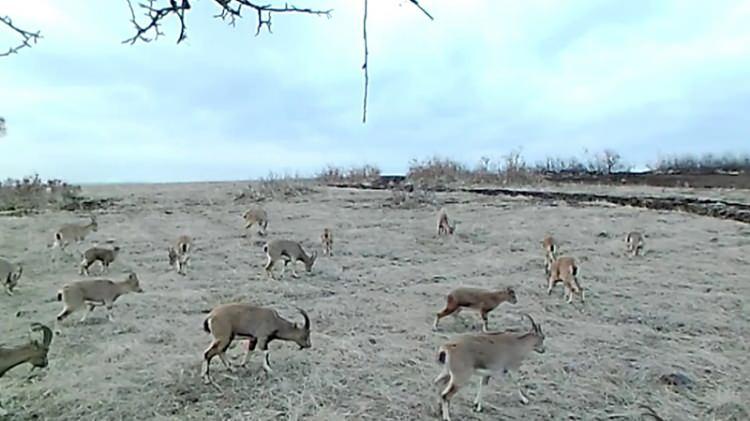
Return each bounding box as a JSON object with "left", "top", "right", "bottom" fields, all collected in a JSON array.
[
  {"left": 1, "top": 323, "right": 54, "bottom": 378},
  {"left": 434, "top": 313, "right": 547, "bottom": 421},
  {"left": 202, "top": 303, "right": 312, "bottom": 387}
]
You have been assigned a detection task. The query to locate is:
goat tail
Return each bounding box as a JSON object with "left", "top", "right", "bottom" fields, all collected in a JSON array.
[
  {"left": 437, "top": 344, "right": 451, "bottom": 365},
  {"left": 203, "top": 317, "right": 211, "bottom": 334}
]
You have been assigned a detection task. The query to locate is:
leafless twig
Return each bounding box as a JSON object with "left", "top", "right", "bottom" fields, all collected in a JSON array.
[
  {"left": 408, "top": 0, "right": 434, "bottom": 20},
  {"left": 360, "top": 0, "right": 433, "bottom": 122},
  {"left": 0, "top": 16, "right": 41, "bottom": 57},
  {"left": 362, "top": 0, "right": 369, "bottom": 123},
  {"left": 124, "top": 0, "right": 332, "bottom": 45}
]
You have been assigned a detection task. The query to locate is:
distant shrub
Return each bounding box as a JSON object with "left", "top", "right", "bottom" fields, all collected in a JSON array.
[
  {"left": 651, "top": 152, "right": 750, "bottom": 174},
  {"left": 0, "top": 174, "right": 85, "bottom": 215},
  {"left": 317, "top": 164, "right": 381, "bottom": 184},
  {"left": 235, "top": 173, "right": 317, "bottom": 202},
  {"left": 406, "top": 156, "right": 470, "bottom": 187}
]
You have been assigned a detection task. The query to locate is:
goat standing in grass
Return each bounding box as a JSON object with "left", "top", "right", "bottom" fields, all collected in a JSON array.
[
  {"left": 201, "top": 303, "right": 312, "bottom": 386},
  {"left": 434, "top": 314, "right": 546, "bottom": 421}
]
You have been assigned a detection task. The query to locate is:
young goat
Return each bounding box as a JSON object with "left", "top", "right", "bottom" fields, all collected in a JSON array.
[
  {"left": 434, "top": 314, "right": 546, "bottom": 421},
  {"left": 243, "top": 207, "right": 269, "bottom": 236},
  {"left": 321, "top": 228, "right": 334, "bottom": 256},
  {"left": 547, "top": 256, "right": 584, "bottom": 304},
  {"left": 437, "top": 208, "right": 455, "bottom": 236},
  {"left": 263, "top": 239, "right": 317, "bottom": 280},
  {"left": 433, "top": 287, "right": 517, "bottom": 332},
  {"left": 51, "top": 215, "right": 98, "bottom": 255},
  {"left": 0, "top": 323, "right": 53, "bottom": 377},
  {"left": 0, "top": 258, "right": 23, "bottom": 296},
  {"left": 168, "top": 235, "right": 192, "bottom": 275},
  {"left": 202, "top": 303, "right": 311, "bottom": 385},
  {"left": 79, "top": 246, "right": 120, "bottom": 276},
  {"left": 541, "top": 234, "right": 557, "bottom": 275},
  {"left": 626, "top": 231, "right": 644, "bottom": 257},
  {"left": 55, "top": 272, "right": 144, "bottom": 330}
]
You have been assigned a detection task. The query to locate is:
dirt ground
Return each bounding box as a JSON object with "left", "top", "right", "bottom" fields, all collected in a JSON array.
[{"left": 1, "top": 182, "right": 749, "bottom": 421}]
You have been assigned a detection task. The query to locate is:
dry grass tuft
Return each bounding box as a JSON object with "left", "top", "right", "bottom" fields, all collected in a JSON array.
[
  {"left": 317, "top": 164, "right": 381, "bottom": 185},
  {"left": 234, "top": 173, "right": 317, "bottom": 203},
  {"left": 0, "top": 174, "right": 85, "bottom": 215}
]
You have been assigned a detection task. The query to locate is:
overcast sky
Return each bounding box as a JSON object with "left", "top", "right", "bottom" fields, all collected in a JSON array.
[{"left": 1, "top": 0, "right": 749, "bottom": 183}]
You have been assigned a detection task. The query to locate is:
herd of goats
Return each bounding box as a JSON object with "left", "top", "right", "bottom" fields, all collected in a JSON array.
[{"left": 0, "top": 205, "right": 646, "bottom": 420}]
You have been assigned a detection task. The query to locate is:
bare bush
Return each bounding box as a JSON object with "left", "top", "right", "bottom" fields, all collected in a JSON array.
[
  {"left": 0, "top": 117, "right": 6, "bottom": 137},
  {"left": 234, "top": 173, "right": 316, "bottom": 203},
  {"left": 585, "top": 148, "right": 629, "bottom": 174},
  {"left": 651, "top": 152, "right": 750, "bottom": 174},
  {"left": 0, "top": 174, "right": 84, "bottom": 215},
  {"left": 406, "top": 157, "right": 470, "bottom": 188},
  {"left": 317, "top": 164, "right": 381, "bottom": 185}
]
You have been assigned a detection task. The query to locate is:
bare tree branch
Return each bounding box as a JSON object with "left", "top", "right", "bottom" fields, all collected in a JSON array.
[
  {"left": 362, "top": 0, "right": 369, "bottom": 123},
  {"left": 1, "top": 1, "right": 434, "bottom": 123},
  {"left": 0, "top": 16, "right": 41, "bottom": 57},
  {"left": 408, "top": 0, "right": 434, "bottom": 20},
  {"left": 123, "top": 0, "right": 332, "bottom": 44}
]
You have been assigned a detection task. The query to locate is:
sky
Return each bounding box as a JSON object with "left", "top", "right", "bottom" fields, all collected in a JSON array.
[{"left": 1, "top": 0, "right": 749, "bottom": 183}]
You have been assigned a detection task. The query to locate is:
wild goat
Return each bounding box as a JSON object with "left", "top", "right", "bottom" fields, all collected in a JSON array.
[
  {"left": 542, "top": 234, "right": 557, "bottom": 275},
  {"left": 55, "top": 272, "right": 143, "bottom": 329},
  {"left": 79, "top": 246, "right": 120, "bottom": 276},
  {"left": 51, "top": 215, "right": 98, "bottom": 254},
  {"left": 626, "top": 231, "right": 644, "bottom": 257},
  {"left": 263, "top": 239, "right": 317, "bottom": 280},
  {"left": 433, "top": 287, "right": 517, "bottom": 332},
  {"left": 321, "top": 228, "right": 334, "bottom": 256},
  {"left": 0, "top": 323, "right": 53, "bottom": 378},
  {"left": 168, "top": 235, "right": 192, "bottom": 275},
  {"left": 201, "top": 303, "right": 311, "bottom": 385},
  {"left": 437, "top": 208, "right": 455, "bottom": 236},
  {"left": 434, "top": 314, "right": 546, "bottom": 421},
  {"left": 243, "top": 207, "right": 268, "bottom": 236},
  {"left": 0, "top": 258, "right": 23, "bottom": 296},
  {"left": 547, "top": 256, "right": 584, "bottom": 303}
]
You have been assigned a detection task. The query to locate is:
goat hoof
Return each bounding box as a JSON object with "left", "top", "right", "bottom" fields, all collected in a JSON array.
[{"left": 472, "top": 403, "right": 483, "bottom": 412}]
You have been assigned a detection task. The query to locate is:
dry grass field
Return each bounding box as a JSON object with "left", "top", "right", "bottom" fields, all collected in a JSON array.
[{"left": 1, "top": 182, "right": 749, "bottom": 420}]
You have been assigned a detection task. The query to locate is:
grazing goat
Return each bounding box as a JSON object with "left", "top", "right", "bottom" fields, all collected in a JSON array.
[
  {"left": 434, "top": 314, "right": 546, "bottom": 421},
  {"left": 626, "top": 231, "right": 644, "bottom": 257},
  {"left": 321, "top": 228, "right": 334, "bottom": 256},
  {"left": 433, "top": 287, "right": 517, "bottom": 332},
  {"left": 437, "top": 208, "right": 455, "bottom": 236},
  {"left": 168, "top": 235, "right": 192, "bottom": 275},
  {"left": 0, "top": 258, "right": 23, "bottom": 296},
  {"left": 202, "top": 303, "right": 311, "bottom": 385},
  {"left": 547, "top": 256, "right": 584, "bottom": 304},
  {"left": 541, "top": 234, "right": 557, "bottom": 275},
  {"left": 51, "top": 215, "right": 98, "bottom": 254},
  {"left": 263, "top": 239, "right": 317, "bottom": 280},
  {"left": 243, "top": 207, "right": 268, "bottom": 236},
  {"left": 0, "top": 323, "right": 53, "bottom": 378},
  {"left": 55, "top": 272, "right": 144, "bottom": 329},
  {"left": 0, "top": 323, "right": 53, "bottom": 416},
  {"left": 79, "top": 246, "right": 120, "bottom": 276}
]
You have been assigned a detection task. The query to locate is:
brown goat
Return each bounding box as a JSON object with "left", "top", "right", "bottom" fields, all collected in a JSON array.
[
  {"left": 434, "top": 287, "right": 518, "bottom": 332},
  {"left": 79, "top": 246, "right": 120, "bottom": 276},
  {"left": 201, "top": 303, "right": 312, "bottom": 385}
]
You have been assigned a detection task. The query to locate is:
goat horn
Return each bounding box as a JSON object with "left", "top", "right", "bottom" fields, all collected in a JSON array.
[
  {"left": 30, "top": 323, "right": 53, "bottom": 348},
  {"left": 296, "top": 307, "right": 310, "bottom": 330},
  {"left": 522, "top": 313, "right": 538, "bottom": 333}
]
